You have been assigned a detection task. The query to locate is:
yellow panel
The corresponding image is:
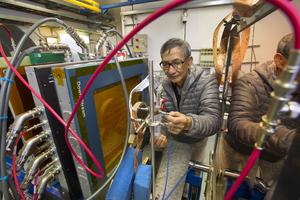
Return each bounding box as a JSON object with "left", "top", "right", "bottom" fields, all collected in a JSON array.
[
  {"left": 93, "top": 77, "right": 140, "bottom": 173},
  {"left": 0, "top": 66, "right": 38, "bottom": 139}
]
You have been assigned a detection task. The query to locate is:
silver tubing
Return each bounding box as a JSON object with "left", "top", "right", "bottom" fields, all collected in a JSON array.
[
  {"left": 65, "top": 26, "right": 89, "bottom": 60},
  {"left": 188, "top": 161, "right": 270, "bottom": 193},
  {"left": 95, "top": 29, "right": 133, "bottom": 59},
  {"left": 95, "top": 32, "right": 108, "bottom": 59},
  {"left": 188, "top": 162, "right": 211, "bottom": 173},
  {"left": 37, "top": 165, "right": 61, "bottom": 200},
  {"left": 16, "top": 131, "right": 49, "bottom": 170},
  {"left": 0, "top": 17, "right": 84, "bottom": 199},
  {"left": 257, "top": 50, "right": 300, "bottom": 148},
  {"left": 21, "top": 147, "right": 55, "bottom": 190},
  {"left": 6, "top": 107, "right": 44, "bottom": 151},
  {"left": 148, "top": 60, "right": 156, "bottom": 199},
  {"left": 39, "top": 158, "right": 59, "bottom": 176},
  {"left": 47, "top": 44, "right": 73, "bottom": 62},
  {"left": 24, "top": 121, "right": 48, "bottom": 133},
  {"left": 0, "top": 45, "right": 42, "bottom": 199}
]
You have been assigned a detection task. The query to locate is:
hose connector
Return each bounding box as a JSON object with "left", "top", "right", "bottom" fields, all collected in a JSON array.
[
  {"left": 21, "top": 147, "right": 55, "bottom": 190},
  {"left": 16, "top": 131, "right": 50, "bottom": 171},
  {"left": 65, "top": 26, "right": 89, "bottom": 60},
  {"left": 95, "top": 32, "right": 108, "bottom": 59},
  {"left": 6, "top": 107, "right": 44, "bottom": 151},
  {"left": 37, "top": 164, "right": 61, "bottom": 199}
]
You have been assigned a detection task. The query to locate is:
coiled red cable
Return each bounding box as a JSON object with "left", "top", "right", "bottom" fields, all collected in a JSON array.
[
  {"left": 63, "top": 0, "right": 189, "bottom": 178},
  {"left": 225, "top": 0, "right": 300, "bottom": 199},
  {"left": 12, "top": 131, "right": 27, "bottom": 200},
  {"left": 0, "top": 0, "right": 190, "bottom": 181}
]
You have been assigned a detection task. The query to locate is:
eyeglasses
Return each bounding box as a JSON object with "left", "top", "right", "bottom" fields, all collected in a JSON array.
[{"left": 159, "top": 59, "right": 186, "bottom": 71}]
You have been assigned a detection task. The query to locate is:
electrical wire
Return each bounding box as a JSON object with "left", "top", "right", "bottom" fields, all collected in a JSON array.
[
  {"left": 106, "top": 29, "right": 134, "bottom": 58},
  {"left": 165, "top": 166, "right": 191, "bottom": 200},
  {"left": 0, "top": 18, "right": 105, "bottom": 195},
  {"left": 89, "top": 40, "right": 132, "bottom": 194},
  {"left": 267, "top": 0, "right": 300, "bottom": 48},
  {"left": 225, "top": 0, "right": 300, "bottom": 199},
  {"left": 12, "top": 131, "right": 27, "bottom": 200},
  {"left": 86, "top": 1, "right": 190, "bottom": 199},
  {"left": 0, "top": 42, "right": 104, "bottom": 179},
  {"left": 0, "top": 40, "right": 128, "bottom": 198},
  {"left": 0, "top": 23, "right": 13, "bottom": 39},
  {"left": 0, "top": 46, "right": 42, "bottom": 200},
  {"left": 224, "top": 148, "right": 261, "bottom": 200},
  {"left": 162, "top": 141, "right": 172, "bottom": 200},
  {"left": 0, "top": 23, "right": 15, "bottom": 51},
  {"left": 0, "top": 18, "right": 69, "bottom": 200}
]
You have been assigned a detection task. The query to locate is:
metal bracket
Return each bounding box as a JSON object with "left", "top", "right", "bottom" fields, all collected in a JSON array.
[
  {"left": 101, "top": 0, "right": 161, "bottom": 13},
  {"left": 237, "top": 2, "right": 276, "bottom": 33}
]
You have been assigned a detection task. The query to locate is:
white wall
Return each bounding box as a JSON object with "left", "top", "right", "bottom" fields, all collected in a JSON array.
[
  {"left": 122, "top": 0, "right": 300, "bottom": 72},
  {"left": 249, "top": 0, "right": 300, "bottom": 68},
  {"left": 123, "top": 5, "right": 232, "bottom": 71}
]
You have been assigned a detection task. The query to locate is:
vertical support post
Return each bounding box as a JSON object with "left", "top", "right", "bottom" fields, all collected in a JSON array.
[{"left": 148, "top": 60, "right": 155, "bottom": 199}]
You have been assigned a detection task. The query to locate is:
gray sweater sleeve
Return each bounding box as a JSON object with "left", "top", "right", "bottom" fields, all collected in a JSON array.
[{"left": 184, "top": 75, "right": 221, "bottom": 140}]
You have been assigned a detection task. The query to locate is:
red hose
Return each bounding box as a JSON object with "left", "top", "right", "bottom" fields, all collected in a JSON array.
[
  {"left": 63, "top": 0, "right": 189, "bottom": 177},
  {"left": 12, "top": 131, "right": 27, "bottom": 200},
  {"left": 0, "top": 23, "right": 13, "bottom": 40},
  {"left": 266, "top": 0, "right": 300, "bottom": 49},
  {"left": 0, "top": 0, "right": 190, "bottom": 180},
  {"left": 224, "top": 148, "right": 261, "bottom": 200},
  {"left": 0, "top": 41, "right": 104, "bottom": 178},
  {"left": 225, "top": 1, "right": 300, "bottom": 198}
]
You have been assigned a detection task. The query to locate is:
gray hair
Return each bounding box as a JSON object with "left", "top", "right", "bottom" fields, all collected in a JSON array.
[
  {"left": 277, "top": 33, "right": 294, "bottom": 59},
  {"left": 160, "top": 38, "right": 191, "bottom": 59}
]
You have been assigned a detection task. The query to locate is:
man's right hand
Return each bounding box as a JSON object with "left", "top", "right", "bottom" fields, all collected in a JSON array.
[{"left": 154, "top": 134, "right": 167, "bottom": 148}]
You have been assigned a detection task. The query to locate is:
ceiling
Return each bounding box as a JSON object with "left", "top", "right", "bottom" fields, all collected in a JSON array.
[{"left": 0, "top": 0, "right": 118, "bottom": 30}]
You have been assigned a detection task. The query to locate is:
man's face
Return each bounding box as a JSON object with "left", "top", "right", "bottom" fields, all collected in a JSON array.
[
  {"left": 274, "top": 53, "right": 288, "bottom": 77},
  {"left": 160, "top": 47, "right": 192, "bottom": 87}
]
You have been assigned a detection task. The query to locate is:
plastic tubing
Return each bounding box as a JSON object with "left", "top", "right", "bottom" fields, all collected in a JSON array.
[
  {"left": 0, "top": 19, "right": 68, "bottom": 199},
  {"left": 0, "top": 46, "right": 42, "bottom": 200},
  {"left": 106, "top": 29, "right": 134, "bottom": 58},
  {"left": 267, "top": 0, "right": 300, "bottom": 49},
  {"left": 162, "top": 141, "right": 172, "bottom": 200},
  {"left": 0, "top": 23, "right": 13, "bottom": 39},
  {"left": 64, "top": 0, "right": 189, "bottom": 182},
  {"left": 0, "top": 23, "right": 15, "bottom": 51},
  {"left": 0, "top": 19, "right": 102, "bottom": 182},
  {"left": 0, "top": 43, "right": 103, "bottom": 179},
  {"left": 86, "top": 1, "right": 190, "bottom": 199},
  {"left": 64, "top": 0, "right": 100, "bottom": 13},
  {"left": 225, "top": 0, "right": 300, "bottom": 199},
  {"left": 12, "top": 131, "right": 27, "bottom": 200},
  {"left": 0, "top": 42, "right": 104, "bottom": 179},
  {"left": 224, "top": 148, "right": 261, "bottom": 200}
]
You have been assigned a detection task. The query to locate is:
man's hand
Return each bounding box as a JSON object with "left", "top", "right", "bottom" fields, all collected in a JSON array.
[
  {"left": 166, "top": 111, "right": 192, "bottom": 134},
  {"left": 154, "top": 134, "right": 167, "bottom": 148}
]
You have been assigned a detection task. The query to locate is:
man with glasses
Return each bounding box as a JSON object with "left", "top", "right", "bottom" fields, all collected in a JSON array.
[{"left": 154, "top": 38, "right": 221, "bottom": 199}]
